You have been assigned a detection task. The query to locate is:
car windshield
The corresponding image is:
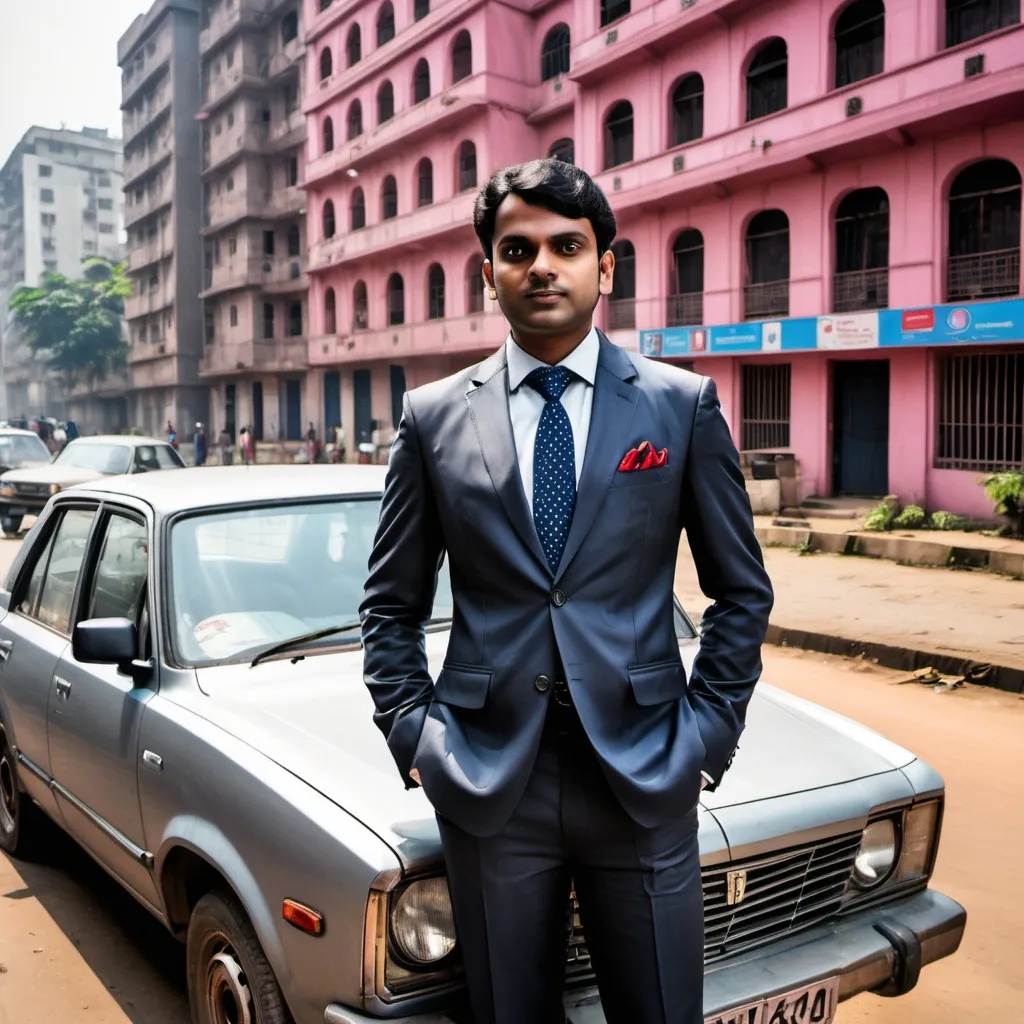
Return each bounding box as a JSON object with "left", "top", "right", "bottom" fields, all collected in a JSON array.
[
  {"left": 55, "top": 442, "right": 132, "bottom": 474},
  {"left": 169, "top": 498, "right": 455, "bottom": 667},
  {"left": 0, "top": 434, "right": 51, "bottom": 464}
]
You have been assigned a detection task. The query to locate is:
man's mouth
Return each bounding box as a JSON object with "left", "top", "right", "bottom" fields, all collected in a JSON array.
[{"left": 527, "top": 290, "right": 566, "bottom": 299}]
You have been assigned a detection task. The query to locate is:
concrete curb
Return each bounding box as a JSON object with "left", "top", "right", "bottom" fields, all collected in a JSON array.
[
  {"left": 754, "top": 525, "right": 1024, "bottom": 577},
  {"left": 765, "top": 623, "right": 1024, "bottom": 696}
]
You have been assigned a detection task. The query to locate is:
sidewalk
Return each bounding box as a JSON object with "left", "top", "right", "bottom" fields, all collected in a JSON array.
[{"left": 674, "top": 541, "right": 1024, "bottom": 694}]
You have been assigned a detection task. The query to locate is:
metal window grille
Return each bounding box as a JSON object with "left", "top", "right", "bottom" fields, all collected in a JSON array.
[
  {"left": 324, "top": 291, "right": 336, "bottom": 334},
  {"left": 350, "top": 191, "right": 365, "bottom": 230},
  {"left": 541, "top": 25, "right": 570, "bottom": 81},
  {"left": 377, "top": 3, "right": 395, "bottom": 46},
  {"left": 414, "top": 0, "right": 429, "bottom": 21},
  {"left": 378, "top": 83, "right": 394, "bottom": 123},
  {"left": 418, "top": 161, "right": 433, "bottom": 206},
  {"left": 413, "top": 60, "right": 430, "bottom": 103},
  {"left": 459, "top": 143, "right": 477, "bottom": 191},
  {"left": 353, "top": 283, "right": 368, "bottom": 330},
  {"left": 671, "top": 75, "right": 704, "bottom": 146},
  {"left": 347, "top": 26, "right": 361, "bottom": 67},
  {"left": 347, "top": 102, "right": 362, "bottom": 140},
  {"left": 320, "top": 48, "right": 333, "bottom": 80},
  {"left": 741, "top": 364, "right": 791, "bottom": 450},
  {"left": 382, "top": 178, "right": 397, "bottom": 220},
  {"left": 832, "top": 269, "right": 889, "bottom": 312},
  {"left": 834, "top": 0, "right": 885, "bottom": 88},
  {"left": 428, "top": 266, "right": 445, "bottom": 319},
  {"left": 945, "top": 0, "right": 1019, "bottom": 47},
  {"left": 288, "top": 301, "right": 303, "bottom": 337},
  {"left": 604, "top": 103, "right": 634, "bottom": 169},
  {"left": 666, "top": 293, "right": 703, "bottom": 326},
  {"left": 452, "top": 32, "right": 472, "bottom": 82},
  {"left": 387, "top": 276, "right": 404, "bottom": 325},
  {"left": 935, "top": 351, "right": 1024, "bottom": 470},
  {"left": 746, "top": 40, "right": 788, "bottom": 121}
]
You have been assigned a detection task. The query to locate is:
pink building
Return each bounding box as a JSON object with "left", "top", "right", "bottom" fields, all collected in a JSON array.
[{"left": 303, "top": 0, "right": 1023, "bottom": 518}]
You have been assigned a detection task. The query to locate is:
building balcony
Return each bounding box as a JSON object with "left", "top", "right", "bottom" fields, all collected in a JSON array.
[
  {"left": 125, "top": 290, "right": 174, "bottom": 321},
  {"left": 123, "top": 132, "right": 173, "bottom": 188},
  {"left": 946, "top": 249, "right": 1021, "bottom": 303},
  {"left": 128, "top": 337, "right": 173, "bottom": 364},
  {"left": 596, "top": 26, "right": 1024, "bottom": 216},
  {"left": 308, "top": 191, "right": 475, "bottom": 271},
  {"left": 267, "top": 37, "right": 303, "bottom": 82},
  {"left": 305, "top": 71, "right": 531, "bottom": 184},
  {"left": 832, "top": 269, "right": 889, "bottom": 313},
  {"left": 605, "top": 297, "right": 636, "bottom": 331},
  {"left": 666, "top": 292, "right": 704, "bottom": 327},
  {"left": 743, "top": 281, "right": 789, "bottom": 321},
  {"left": 200, "top": 337, "right": 309, "bottom": 377},
  {"left": 204, "top": 185, "right": 304, "bottom": 233},
  {"left": 203, "top": 113, "right": 305, "bottom": 175},
  {"left": 124, "top": 179, "right": 173, "bottom": 228},
  {"left": 203, "top": 67, "right": 268, "bottom": 112},
  {"left": 128, "top": 233, "right": 175, "bottom": 273},
  {"left": 202, "top": 255, "right": 308, "bottom": 297},
  {"left": 264, "top": 108, "right": 306, "bottom": 152},
  {"left": 308, "top": 310, "right": 505, "bottom": 367},
  {"left": 526, "top": 76, "right": 578, "bottom": 126},
  {"left": 200, "top": 1, "right": 272, "bottom": 55},
  {"left": 122, "top": 89, "right": 171, "bottom": 145},
  {"left": 121, "top": 29, "right": 173, "bottom": 105}
]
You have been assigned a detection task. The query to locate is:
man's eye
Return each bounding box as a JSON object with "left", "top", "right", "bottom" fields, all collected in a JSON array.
[
  {"left": 503, "top": 247, "right": 526, "bottom": 259},
  {"left": 561, "top": 243, "right": 581, "bottom": 254}
]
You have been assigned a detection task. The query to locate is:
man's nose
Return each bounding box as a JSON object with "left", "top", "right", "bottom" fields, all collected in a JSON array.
[{"left": 528, "top": 248, "right": 557, "bottom": 280}]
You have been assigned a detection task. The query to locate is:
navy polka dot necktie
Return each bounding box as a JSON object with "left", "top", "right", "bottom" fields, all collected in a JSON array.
[{"left": 524, "top": 365, "right": 578, "bottom": 572}]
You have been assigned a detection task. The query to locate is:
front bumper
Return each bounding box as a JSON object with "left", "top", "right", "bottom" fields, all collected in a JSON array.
[
  {"left": 0, "top": 496, "right": 46, "bottom": 515},
  {"left": 323, "top": 889, "right": 965, "bottom": 1023}
]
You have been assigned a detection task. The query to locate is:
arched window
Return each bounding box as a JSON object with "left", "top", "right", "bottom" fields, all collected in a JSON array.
[
  {"left": 347, "top": 99, "right": 363, "bottom": 140},
  {"left": 322, "top": 115, "right": 334, "bottom": 152},
  {"left": 603, "top": 101, "right": 633, "bottom": 170},
  {"left": 319, "top": 47, "right": 333, "bottom": 81},
  {"left": 382, "top": 175, "right": 398, "bottom": 219},
  {"left": 412, "top": 58, "right": 431, "bottom": 103},
  {"left": 548, "top": 138, "right": 574, "bottom": 164},
  {"left": 834, "top": 187, "right": 890, "bottom": 311},
  {"left": 350, "top": 186, "right": 366, "bottom": 230},
  {"left": 670, "top": 74, "right": 704, "bottom": 146},
  {"left": 744, "top": 210, "right": 790, "bottom": 318},
  {"left": 282, "top": 11, "right": 298, "bottom": 45},
  {"left": 287, "top": 223, "right": 301, "bottom": 256},
  {"left": 834, "top": 1, "right": 885, "bottom": 88},
  {"left": 601, "top": 0, "right": 630, "bottom": 28},
  {"left": 607, "top": 240, "right": 636, "bottom": 329},
  {"left": 466, "top": 255, "right": 485, "bottom": 313},
  {"left": 377, "top": 80, "right": 394, "bottom": 123},
  {"left": 322, "top": 198, "right": 336, "bottom": 239},
  {"left": 427, "top": 263, "right": 445, "bottom": 319},
  {"left": 458, "top": 140, "right": 477, "bottom": 191},
  {"left": 668, "top": 229, "right": 704, "bottom": 326},
  {"left": 746, "top": 39, "right": 788, "bottom": 121},
  {"left": 387, "top": 272, "right": 405, "bottom": 325},
  {"left": 324, "top": 287, "right": 337, "bottom": 334},
  {"left": 947, "top": 159, "right": 1022, "bottom": 301},
  {"left": 377, "top": 1, "right": 395, "bottom": 46},
  {"left": 946, "top": 0, "right": 1019, "bottom": 47},
  {"left": 452, "top": 30, "right": 472, "bottom": 83},
  {"left": 414, "top": 0, "right": 429, "bottom": 20},
  {"left": 346, "top": 23, "right": 361, "bottom": 67},
  {"left": 353, "top": 280, "right": 368, "bottom": 330},
  {"left": 417, "top": 157, "right": 433, "bottom": 207},
  {"left": 541, "top": 24, "right": 570, "bottom": 81}
]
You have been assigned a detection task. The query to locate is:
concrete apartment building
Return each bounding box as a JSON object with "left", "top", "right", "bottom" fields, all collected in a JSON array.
[
  {"left": 0, "top": 126, "right": 127, "bottom": 428},
  {"left": 119, "top": 0, "right": 207, "bottom": 440},
  {"left": 199, "top": 0, "right": 309, "bottom": 446},
  {"left": 303, "top": 0, "right": 1022, "bottom": 519}
]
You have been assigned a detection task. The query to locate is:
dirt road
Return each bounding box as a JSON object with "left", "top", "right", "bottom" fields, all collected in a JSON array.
[{"left": 2, "top": 642, "right": 1020, "bottom": 1021}]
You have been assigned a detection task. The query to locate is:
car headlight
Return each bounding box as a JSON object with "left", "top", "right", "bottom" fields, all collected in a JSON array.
[
  {"left": 0, "top": 486, "right": 13, "bottom": 497},
  {"left": 389, "top": 877, "right": 457, "bottom": 965},
  {"left": 894, "top": 800, "right": 941, "bottom": 883},
  {"left": 49, "top": 483, "right": 61, "bottom": 495},
  {"left": 853, "top": 818, "right": 898, "bottom": 888}
]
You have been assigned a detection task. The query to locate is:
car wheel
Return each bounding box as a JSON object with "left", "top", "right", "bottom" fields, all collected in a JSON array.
[
  {"left": 186, "top": 888, "right": 293, "bottom": 1024},
  {"left": 0, "top": 516, "right": 22, "bottom": 537},
  {"left": 0, "top": 727, "right": 39, "bottom": 857}
]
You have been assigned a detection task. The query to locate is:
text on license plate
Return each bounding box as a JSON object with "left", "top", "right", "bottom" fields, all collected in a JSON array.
[{"left": 705, "top": 977, "right": 839, "bottom": 1024}]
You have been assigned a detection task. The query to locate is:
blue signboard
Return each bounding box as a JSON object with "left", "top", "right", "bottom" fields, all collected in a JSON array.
[{"left": 638, "top": 297, "right": 1024, "bottom": 359}]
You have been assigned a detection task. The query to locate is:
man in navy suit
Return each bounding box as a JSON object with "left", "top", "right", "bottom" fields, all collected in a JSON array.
[{"left": 361, "top": 159, "right": 773, "bottom": 1024}]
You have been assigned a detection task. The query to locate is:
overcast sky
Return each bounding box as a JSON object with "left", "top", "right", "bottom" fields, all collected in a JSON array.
[{"left": 0, "top": 0, "right": 153, "bottom": 164}]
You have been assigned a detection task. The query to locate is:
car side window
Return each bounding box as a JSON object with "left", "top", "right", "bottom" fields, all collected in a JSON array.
[
  {"left": 155, "top": 444, "right": 184, "bottom": 468},
  {"left": 87, "top": 515, "right": 149, "bottom": 624},
  {"left": 15, "top": 526, "right": 59, "bottom": 618},
  {"left": 32, "top": 509, "right": 97, "bottom": 633},
  {"left": 133, "top": 446, "right": 161, "bottom": 473}
]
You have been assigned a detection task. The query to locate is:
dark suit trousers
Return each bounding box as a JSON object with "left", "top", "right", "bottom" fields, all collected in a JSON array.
[{"left": 437, "top": 708, "right": 704, "bottom": 1024}]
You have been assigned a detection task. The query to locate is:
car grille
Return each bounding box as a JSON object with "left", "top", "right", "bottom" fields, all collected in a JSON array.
[
  {"left": 565, "top": 830, "right": 862, "bottom": 980},
  {"left": 13, "top": 482, "right": 50, "bottom": 497}
]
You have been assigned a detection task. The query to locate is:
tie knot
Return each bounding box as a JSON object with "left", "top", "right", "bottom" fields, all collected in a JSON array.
[{"left": 524, "top": 365, "right": 576, "bottom": 403}]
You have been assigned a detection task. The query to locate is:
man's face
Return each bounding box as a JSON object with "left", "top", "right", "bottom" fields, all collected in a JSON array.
[{"left": 483, "top": 195, "right": 615, "bottom": 341}]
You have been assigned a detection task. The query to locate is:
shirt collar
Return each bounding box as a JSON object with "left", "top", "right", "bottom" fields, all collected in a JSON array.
[{"left": 505, "top": 326, "right": 600, "bottom": 393}]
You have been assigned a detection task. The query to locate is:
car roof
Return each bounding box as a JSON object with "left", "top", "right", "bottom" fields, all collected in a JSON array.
[
  {"left": 72, "top": 464, "right": 390, "bottom": 513},
  {"left": 0, "top": 427, "right": 47, "bottom": 438},
  {"left": 68, "top": 435, "right": 169, "bottom": 447}
]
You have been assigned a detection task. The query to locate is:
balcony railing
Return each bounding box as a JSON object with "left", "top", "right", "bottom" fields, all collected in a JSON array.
[
  {"left": 946, "top": 249, "right": 1021, "bottom": 302},
  {"left": 832, "top": 268, "right": 889, "bottom": 313},
  {"left": 666, "top": 292, "right": 704, "bottom": 326},
  {"left": 606, "top": 298, "right": 637, "bottom": 331},
  {"left": 743, "top": 281, "right": 789, "bottom": 320}
]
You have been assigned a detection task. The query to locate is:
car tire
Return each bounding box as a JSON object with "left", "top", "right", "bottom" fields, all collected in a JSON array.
[
  {"left": 0, "top": 727, "right": 40, "bottom": 858},
  {"left": 186, "top": 888, "right": 293, "bottom": 1024},
  {"left": 0, "top": 516, "right": 22, "bottom": 537}
]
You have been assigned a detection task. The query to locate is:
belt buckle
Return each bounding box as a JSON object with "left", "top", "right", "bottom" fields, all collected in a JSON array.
[{"left": 552, "top": 680, "right": 573, "bottom": 707}]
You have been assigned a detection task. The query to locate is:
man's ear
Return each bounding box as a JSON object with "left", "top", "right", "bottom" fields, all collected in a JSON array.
[
  {"left": 598, "top": 248, "right": 616, "bottom": 297},
  {"left": 483, "top": 259, "right": 497, "bottom": 299}
]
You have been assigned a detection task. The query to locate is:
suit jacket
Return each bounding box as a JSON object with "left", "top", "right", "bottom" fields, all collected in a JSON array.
[{"left": 360, "top": 331, "right": 773, "bottom": 837}]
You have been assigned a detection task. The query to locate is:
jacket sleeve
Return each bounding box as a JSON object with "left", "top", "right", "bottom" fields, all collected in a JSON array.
[
  {"left": 680, "top": 376, "right": 774, "bottom": 789},
  {"left": 359, "top": 393, "right": 445, "bottom": 788}
]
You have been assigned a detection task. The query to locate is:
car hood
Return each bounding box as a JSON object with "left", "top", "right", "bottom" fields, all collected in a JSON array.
[
  {"left": 195, "top": 634, "right": 914, "bottom": 869},
  {"left": 1, "top": 464, "right": 105, "bottom": 485}
]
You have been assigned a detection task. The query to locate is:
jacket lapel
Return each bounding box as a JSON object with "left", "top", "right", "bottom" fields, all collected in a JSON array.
[
  {"left": 554, "top": 332, "right": 640, "bottom": 582},
  {"left": 465, "top": 347, "right": 549, "bottom": 573}
]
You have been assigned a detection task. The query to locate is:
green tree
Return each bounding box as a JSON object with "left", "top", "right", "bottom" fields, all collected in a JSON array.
[{"left": 8, "top": 257, "right": 131, "bottom": 385}]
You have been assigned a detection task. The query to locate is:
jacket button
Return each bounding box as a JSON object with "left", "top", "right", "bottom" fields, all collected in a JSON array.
[
  {"left": 551, "top": 589, "right": 566, "bottom": 607},
  {"left": 534, "top": 674, "right": 550, "bottom": 693}
]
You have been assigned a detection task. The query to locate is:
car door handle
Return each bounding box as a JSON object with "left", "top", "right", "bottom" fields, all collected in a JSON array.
[
  {"left": 0, "top": 639, "right": 13, "bottom": 662},
  {"left": 55, "top": 677, "right": 72, "bottom": 701}
]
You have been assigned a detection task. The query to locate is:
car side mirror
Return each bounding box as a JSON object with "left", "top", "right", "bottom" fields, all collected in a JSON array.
[{"left": 73, "top": 617, "right": 139, "bottom": 669}]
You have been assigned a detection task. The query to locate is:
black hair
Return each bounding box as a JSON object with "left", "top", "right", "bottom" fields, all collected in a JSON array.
[{"left": 473, "top": 158, "right": 617, "bottom": 262}]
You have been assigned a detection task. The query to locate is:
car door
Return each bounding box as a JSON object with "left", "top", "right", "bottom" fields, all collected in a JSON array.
[
  {"left": 46, "top": 505, "right": 161, "bottom": 907},
  {"left": 0, "top": 505, "right": 97, "bottom": 818}
]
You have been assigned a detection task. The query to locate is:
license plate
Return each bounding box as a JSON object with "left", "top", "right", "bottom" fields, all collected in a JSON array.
[{"left": 705, "top": 977, "right": 839, "bottom": 1024}]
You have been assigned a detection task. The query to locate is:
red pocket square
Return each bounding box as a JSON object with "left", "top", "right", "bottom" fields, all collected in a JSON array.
[{"left": 618, "top": 440, "right": 669, "bottom": 472}]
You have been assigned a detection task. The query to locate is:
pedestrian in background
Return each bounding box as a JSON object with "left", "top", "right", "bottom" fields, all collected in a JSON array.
[
  {"left": 239, "top": 426, "right": 251, "bottom": 465},
  {"left": 218, "top": 426, "right": 234, "bottom": 465},
  {"left": 194, "top": 422, "right": 208, "bottom": 466}
]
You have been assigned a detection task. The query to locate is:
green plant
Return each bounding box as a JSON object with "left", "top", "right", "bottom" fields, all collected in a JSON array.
[
  {"left": 981, "top": 471, "right": 1024, "bottom": 515},
  {"left": 862, "top": 502, "right": 894, "bottom": 532},
  {"left": 930, "top": 510, "right": 967, "bottom": 531},
  {"left": 892, "top": 504, "right": 927, "bottom": 529}
]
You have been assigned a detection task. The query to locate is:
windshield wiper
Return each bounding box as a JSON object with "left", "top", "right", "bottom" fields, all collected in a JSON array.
[{"left": 250, "top": 620, "right": 363, "bottom": 668}]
